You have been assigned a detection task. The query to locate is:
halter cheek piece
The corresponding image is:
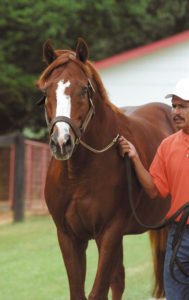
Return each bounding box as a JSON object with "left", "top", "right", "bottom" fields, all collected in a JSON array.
[{"left": 49, "top": 79, "right": 95, "bottom": 144}]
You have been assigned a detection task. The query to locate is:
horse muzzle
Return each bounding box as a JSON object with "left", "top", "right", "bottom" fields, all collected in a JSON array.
[
  {"left": 50, "top": 132, "right": 75, "bottom": 160},
  {"left": 48, "top": 116, "right": 82, "bottom": 160}
]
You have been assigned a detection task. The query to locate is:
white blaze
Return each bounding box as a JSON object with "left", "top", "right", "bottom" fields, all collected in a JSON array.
[{"left": 56, "top": 80, "right": 71, "bottom": 142}]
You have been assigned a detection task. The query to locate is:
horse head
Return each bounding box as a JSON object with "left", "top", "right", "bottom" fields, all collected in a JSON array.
[{"left": 38, "top": 38, "right": 95, "bottom": 160}]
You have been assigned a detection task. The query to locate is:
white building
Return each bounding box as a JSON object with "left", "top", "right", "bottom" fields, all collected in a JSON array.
[{"left": 94, "top": 30, "right": 189, "bottom": 107}]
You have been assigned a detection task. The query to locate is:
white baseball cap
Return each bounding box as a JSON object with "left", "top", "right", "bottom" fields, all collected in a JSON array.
[{"left": 165, "top": 77, "right": 189, "bottom": 101}]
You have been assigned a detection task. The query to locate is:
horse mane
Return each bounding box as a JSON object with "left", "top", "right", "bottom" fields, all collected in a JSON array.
[
  {"left": 38, "top": 48, "right": 122, "bottom": 114},
  {"left": 87, "top": 60, "right": 121, "bottom": 113}
]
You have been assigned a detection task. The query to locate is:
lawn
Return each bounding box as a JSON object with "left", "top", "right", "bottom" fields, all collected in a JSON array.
[{"left": 0, "top": 216, "right": 155, "bottom": 300}]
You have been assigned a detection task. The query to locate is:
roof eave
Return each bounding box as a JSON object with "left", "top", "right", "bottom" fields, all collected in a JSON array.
[{"left": 94, "top": 30, "right": 189, "bottom": 70}]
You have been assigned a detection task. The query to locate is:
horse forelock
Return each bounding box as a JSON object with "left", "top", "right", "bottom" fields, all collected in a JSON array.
[{"left": 39, "top": 50, "right": 91, "bottom": 89}]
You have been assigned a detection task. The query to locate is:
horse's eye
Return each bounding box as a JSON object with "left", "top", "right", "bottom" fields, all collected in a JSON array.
[
  {"left": 81, "top": 86, "right": 88, "bottom": 97},
  {"left": 36, "top": 90, "right": 47, "bottom": 106},
  {"left": 36, "top": 95, "right": 46, "bottom": 106},
  {"left": 35, "top": 87, "right": 48, "bottom": 106}
]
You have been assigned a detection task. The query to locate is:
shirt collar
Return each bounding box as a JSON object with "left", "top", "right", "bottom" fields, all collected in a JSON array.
[{"left": 180, "top": 130, "right": 189, "bottom": 145}]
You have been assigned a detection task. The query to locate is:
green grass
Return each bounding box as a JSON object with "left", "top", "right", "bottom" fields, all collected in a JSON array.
[{"left": 0, "top": 216, "right": 154, "bottom": 300}]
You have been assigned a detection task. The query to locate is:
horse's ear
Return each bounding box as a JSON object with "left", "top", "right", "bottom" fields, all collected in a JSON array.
[
  {"left": 43, "top": 39, "right": 57, "bottom": 65},
  {"left": 76, "top": 38, "right": 89, "bottom": 63}
]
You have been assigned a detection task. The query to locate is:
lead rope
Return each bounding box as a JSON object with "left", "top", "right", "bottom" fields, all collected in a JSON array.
[
  {"left": 79, "top": 134, "right": 120, "bottom": 154},
  {"left": 169, "top": 206, "right": 189, "bottom": 285},
  {"left": 124, "top": 154, "right": 189, "bottom": 285}
]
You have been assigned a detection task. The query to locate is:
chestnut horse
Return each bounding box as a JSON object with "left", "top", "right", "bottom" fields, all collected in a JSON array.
[{"left": 37, "top": 38, "right": 176, "bottom": 300}]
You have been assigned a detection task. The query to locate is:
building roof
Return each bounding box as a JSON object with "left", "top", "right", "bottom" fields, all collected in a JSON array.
[{"left": 94, "top": 30, "right": 189, "bottom": 70}]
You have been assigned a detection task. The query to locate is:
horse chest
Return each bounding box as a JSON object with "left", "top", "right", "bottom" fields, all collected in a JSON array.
[
  {"left": 46, "top": 158, "right": 124, "bottom": 236},
  {"left": 62, "top": 179, "right": 122, "bottom": 237}
]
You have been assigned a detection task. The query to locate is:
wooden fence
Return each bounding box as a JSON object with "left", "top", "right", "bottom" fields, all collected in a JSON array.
[{"left": 0, "top": 132, "right": 51, "bottom": 221}]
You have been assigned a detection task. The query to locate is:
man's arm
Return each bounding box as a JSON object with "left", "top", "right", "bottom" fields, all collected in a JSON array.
[{"left": 118, "top": 136, "right": 159, "bottom": 199}]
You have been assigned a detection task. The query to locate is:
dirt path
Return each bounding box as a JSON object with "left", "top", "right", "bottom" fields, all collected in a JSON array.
[{"left": 0, "top": 211, "right": 13, "bottom": 225}]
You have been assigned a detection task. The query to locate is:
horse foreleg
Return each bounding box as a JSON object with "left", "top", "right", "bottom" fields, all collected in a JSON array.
[
  {"left": 110, "top": 243, "right": 125, "bottom": 300},
  {"left": 57, "top": 228, "right": 88, "bottom": 300},
  {"left": 88, "top": 223, "right": 124, "bottom": 300}
]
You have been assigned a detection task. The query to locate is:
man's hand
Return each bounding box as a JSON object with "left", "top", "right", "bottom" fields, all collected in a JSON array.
[
  {"left": 118, "top": 136, "right": 138, "bottom": 159},
  {"left": 118, "top": 136, "right": 159, "bottom": 198}
]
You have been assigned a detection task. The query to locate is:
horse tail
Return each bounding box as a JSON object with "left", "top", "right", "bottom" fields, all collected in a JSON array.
[{"left": 149, "top": 227, "right": 169, "bottom": 298}]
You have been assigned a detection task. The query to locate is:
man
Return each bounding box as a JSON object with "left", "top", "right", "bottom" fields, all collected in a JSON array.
[{"left": 118, "top": 77, "right": 189, "bottom": 300}]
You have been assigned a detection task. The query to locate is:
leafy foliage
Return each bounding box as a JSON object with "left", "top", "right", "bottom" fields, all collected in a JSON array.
[{"left": 1, "top": 0, "right": 189, "bottom": 138}]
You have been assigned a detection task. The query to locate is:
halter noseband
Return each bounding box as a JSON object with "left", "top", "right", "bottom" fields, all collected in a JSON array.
[{"left": 49, "top": 79, "right": 95, "bottom": 144}]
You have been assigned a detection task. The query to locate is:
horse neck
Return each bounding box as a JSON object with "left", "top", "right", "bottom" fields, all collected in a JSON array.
[
  {"left": 85, "top": 95, "right": 121, "bottom": 142},
  {"left": 66, "top": 98, "right": 120, "bottom": 168}
]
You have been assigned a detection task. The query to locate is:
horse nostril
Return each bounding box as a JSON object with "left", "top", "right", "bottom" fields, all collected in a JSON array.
[
  {"left": 63, "top": 134, "right": 72, "bottom": 150},
  {"left": 64, "top": 134, "right": 72, "bottom": 145},
  {"left": 64, "top": 134, "right": 70, "bottom": 144},
  {"left": 62, "top": 134, "right": 73, "bottom": 152}
]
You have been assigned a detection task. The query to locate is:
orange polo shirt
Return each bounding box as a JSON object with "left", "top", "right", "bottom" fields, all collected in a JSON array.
[{"left": 149, "top": 130, "right": 189, "bottom": 223}]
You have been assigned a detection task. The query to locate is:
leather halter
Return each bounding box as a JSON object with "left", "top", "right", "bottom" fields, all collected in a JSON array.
[{"left": 49, "top": 79, "right": 95, "bottom": 144}]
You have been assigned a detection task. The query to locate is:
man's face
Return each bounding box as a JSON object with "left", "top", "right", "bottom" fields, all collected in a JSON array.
[{"left": 171, "top": 96, "right": 189, "bottom": 133}]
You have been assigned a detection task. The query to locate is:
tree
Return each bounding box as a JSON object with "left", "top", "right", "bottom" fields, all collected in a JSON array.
[{"left": 1, "top": 0, "right": 189, "bottom": 138}]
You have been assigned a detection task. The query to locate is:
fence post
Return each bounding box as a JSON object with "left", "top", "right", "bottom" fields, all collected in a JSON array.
[{"left": 13, "top": 133, "right": 25, "bottom": 222}]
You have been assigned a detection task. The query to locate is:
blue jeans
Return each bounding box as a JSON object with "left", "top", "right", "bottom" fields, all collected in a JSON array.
[{"left": 164, "top": 223, "right": 189, "bottom": 300}]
